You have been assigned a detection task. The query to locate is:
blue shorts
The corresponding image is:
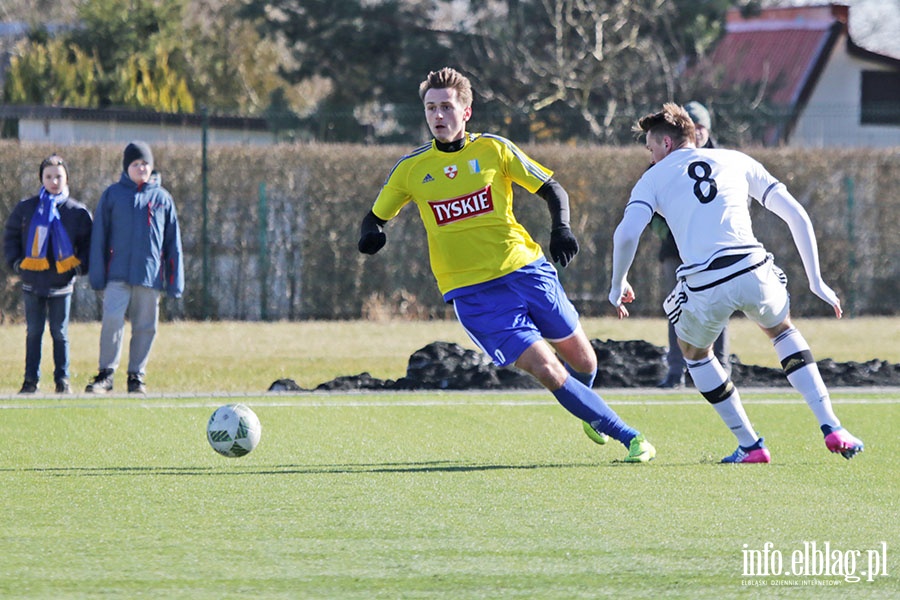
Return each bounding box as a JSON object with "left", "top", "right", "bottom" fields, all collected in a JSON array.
[{"left": 449, "top": 259, "right": 580, "bottom": 366}]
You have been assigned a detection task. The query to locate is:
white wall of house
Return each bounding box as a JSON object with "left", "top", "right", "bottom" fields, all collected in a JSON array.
[
  {"left": 16, "top": 117, "right": 275, "bottom": 146},
  {"left": 791, "top": 43, "right": 900, "bottom": 148}
]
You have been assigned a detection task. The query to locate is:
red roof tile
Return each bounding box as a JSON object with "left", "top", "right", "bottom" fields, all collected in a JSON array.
[{"left": 708, "top": 21, "right": 839, "bottom": 107}]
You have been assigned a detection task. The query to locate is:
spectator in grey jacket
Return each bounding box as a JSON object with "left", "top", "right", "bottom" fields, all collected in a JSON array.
[
  {"left": 85, "top": 141, "right": 184, "bottom": 394},
  {"left": 4, "top": 154, "right": 92, "bottom": 394}
]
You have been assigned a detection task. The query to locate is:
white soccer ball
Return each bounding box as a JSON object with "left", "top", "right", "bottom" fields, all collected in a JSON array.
[{"left": 207, "top": 403, "right": 262, "bottom": 457}]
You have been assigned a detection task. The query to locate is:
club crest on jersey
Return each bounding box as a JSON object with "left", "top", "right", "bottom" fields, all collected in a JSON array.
[
  {"left": 443, "top": 165, "right": 458, "bottom": 179},
  {"left": 429, "top": 186, "right": 494, "bottom": 225}
]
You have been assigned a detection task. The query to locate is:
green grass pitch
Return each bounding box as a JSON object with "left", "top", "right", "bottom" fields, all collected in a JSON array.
[{"left": 1, "top": 390, "right": 897, "bottom": 599}]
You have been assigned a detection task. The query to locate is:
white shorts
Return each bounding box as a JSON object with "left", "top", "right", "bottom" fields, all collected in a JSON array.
[{"left": 663, "top": 256, "right": 790, "bottom": 349}]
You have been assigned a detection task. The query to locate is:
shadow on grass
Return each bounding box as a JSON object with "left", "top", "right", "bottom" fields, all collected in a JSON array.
[{"left": 4, "top": 460, "right": 657, "bottom": 476}]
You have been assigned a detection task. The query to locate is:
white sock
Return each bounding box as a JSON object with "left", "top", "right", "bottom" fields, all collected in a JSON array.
[
  {"left": 773, "top": 328, "right": 840, "bottom": 429},
  {"left": 686, "top": 356, "right": 759, "bottom": 447}
]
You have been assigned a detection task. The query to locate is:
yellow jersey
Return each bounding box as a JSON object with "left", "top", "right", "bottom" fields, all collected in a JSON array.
[{"left": 372, "top": 133, "right": 552, "bottom": 297}]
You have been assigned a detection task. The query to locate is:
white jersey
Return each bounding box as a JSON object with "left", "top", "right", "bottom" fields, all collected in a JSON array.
[{"left": 626, "top": 147, "right": 782, "bottom": 278}]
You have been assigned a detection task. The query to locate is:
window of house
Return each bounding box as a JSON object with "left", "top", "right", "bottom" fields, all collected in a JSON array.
[{"left": 860, "top": 70, "right": 900, "bottom": 125}]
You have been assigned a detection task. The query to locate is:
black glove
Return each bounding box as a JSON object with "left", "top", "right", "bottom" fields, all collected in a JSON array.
[
  {"left": 550, "top": 226, "right": 579, "bottom": 268},
  {"left": 358, "top": 231, "right": 386, "bottom": 254},
  {"left": 358, "top": 210, "right": 387, "bottom": 255}
]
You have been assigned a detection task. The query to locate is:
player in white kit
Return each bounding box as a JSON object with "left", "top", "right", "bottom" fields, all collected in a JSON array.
[{"left": 608, "top": 103, "right": 864, "bottom": 463}]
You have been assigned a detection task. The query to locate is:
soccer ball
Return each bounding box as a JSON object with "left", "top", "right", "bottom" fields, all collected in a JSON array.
[{"left": 206, "top": 403, "right": 262, "bottom": 457}]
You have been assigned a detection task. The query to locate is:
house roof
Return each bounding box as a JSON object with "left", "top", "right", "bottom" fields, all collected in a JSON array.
[
  {"left": 709, "top": 19, "right": 840, "bottom": 108},
  {"left": 712, "top": 3, "right": 900, "bottom": 94},
  {"left": 708, "top": 4, "right": 849, "bottom": 109},
  {"left": 703, "top": 3, "right": 900, "bottom": 144}
]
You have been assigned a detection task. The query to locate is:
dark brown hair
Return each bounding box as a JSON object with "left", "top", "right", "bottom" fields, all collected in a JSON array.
[
  {"left": 39, "top": 154, "right": 68, "bottom": 182},
  {"left": 635, "top": 102, "right": 696, "bottom": 145},
  {"left": 418, "top": 67, "right": 473, "bottom": 107}
]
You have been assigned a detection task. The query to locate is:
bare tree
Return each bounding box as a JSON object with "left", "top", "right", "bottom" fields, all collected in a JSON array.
[
  {"left": 459, "top": 0, "right": 703, "bottom": 143},
  {"left": 0, "top": 0, "right": 83, "bottom": 23}
]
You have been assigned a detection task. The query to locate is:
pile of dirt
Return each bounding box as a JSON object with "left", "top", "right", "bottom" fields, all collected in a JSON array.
[{"left": 268, "top": 340, "right": 900, "bottom": 392}]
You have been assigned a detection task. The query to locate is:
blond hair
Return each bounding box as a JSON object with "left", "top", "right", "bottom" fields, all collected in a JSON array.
[
  {"left": 418, "top": 67, "right": 473, "bottom": 107},
  {"left": 636, "top": 102, "right": 696, "bottom": 145}
]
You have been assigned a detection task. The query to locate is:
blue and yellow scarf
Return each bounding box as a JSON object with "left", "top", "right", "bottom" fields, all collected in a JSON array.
[{"left": 20, "top": 186, "right": 81, "bottom": 273}]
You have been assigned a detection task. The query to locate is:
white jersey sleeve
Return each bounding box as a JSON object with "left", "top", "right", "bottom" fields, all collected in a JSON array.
[
  {"left": 609, "top": 202, "right": 653, "bottom": 306},
  {"left": 762, "top": 185, "right": 841, "bottom": 310}
]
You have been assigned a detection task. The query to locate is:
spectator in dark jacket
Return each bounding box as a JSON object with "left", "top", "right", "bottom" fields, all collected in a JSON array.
[
  {"left": 3, "top": 154, "right": 93, "bottom": 394},
  {"left": 85, "top": 141, "right": 184, "bottom": 395}
]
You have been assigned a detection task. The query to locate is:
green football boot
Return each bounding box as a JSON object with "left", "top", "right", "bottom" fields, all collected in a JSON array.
[
  {"left": 624, "top": 433, "right": 656, "bottom": 463},
  {"left": 582, "top": 421, "right": 609, "bottom": 445}
]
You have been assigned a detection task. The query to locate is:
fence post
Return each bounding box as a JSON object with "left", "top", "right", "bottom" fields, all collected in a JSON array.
[
  {"left": 258, "top": 182, "right": 269, "bottom": 321},
  {"left": 845, "top": 175, "right": 856, "bottom": 317},
  {"left": 201, "top": 107, "right": 211, "bottom": 319}
]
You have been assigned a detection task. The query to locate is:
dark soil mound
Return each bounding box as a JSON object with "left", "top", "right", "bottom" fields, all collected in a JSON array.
[{"left": 268, "top": 340, "right": 900, "bottom": 392}]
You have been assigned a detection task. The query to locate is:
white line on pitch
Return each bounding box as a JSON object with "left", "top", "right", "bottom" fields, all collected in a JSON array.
[{"left": 1, "top": 396, "right": 897, "bottom": 410}]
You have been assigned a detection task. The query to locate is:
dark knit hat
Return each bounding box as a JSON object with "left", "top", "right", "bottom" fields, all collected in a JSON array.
[
  {"left": 684, "top": 101, "right": 712, "bottom": 130},
  {"left": 122, "top": 141, "right": 154, "bottom": 172}
]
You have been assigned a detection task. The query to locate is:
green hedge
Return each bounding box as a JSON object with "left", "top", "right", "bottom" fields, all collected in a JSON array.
[{"left": 1, "top": 141, "right": 897, "bottom": 321}]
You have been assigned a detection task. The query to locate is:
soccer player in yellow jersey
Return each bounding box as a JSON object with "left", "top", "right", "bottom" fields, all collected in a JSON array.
[{"left": 358, "top": 67, "right": 655, "bottom": 462}]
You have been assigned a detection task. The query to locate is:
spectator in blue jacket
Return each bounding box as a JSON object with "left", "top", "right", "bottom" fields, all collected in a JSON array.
[
  {"left": 85, "top": 141, "right": 184, "bottom": 394},
  {"left": 4, "top": 154, "right": 93, "bottom": 394}
]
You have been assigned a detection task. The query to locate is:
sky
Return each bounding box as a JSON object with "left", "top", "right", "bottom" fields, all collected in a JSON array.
[
  {"left": 848, "top": 0, "right": 900, "bottom": 58},
  {"left": 771, "top": 0, "right": 900, "bottom": 58}
]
